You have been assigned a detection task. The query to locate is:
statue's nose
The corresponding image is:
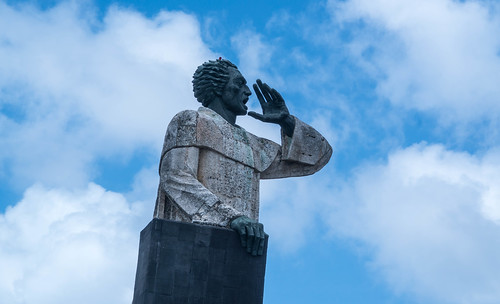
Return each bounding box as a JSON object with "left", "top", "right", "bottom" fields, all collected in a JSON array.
[{"left": 244, "top": 86, "right": 252, "bottom": 96}]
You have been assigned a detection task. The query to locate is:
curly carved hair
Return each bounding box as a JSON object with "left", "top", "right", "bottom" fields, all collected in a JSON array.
[{"left": 192, "top": 59, "right": 238, "bottom": 107}]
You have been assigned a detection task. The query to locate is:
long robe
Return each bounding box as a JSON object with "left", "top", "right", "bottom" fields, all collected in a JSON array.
[{"left": 154, "top": 107, "right": 332, "bottom": 227}]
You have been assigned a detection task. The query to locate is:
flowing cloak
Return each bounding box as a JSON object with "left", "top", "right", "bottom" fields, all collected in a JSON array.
[{"left": 154, "top": 107, "right": 332, "bottom": 227}]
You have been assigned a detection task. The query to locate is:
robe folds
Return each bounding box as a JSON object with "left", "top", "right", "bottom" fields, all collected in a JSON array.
[{"left": 154, "top": 107, "right": 332, "bottom": 227}]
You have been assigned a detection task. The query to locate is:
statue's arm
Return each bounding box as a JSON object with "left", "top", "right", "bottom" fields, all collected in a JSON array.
[
  {"left": 160, "top": 146, "right": 242, "bottom": 227},
  {"left": 260, "top": 117, "right": 332, "bottom": 179},
  {"left": 248, "top": 79, "right": 332, "bottom": 178}
]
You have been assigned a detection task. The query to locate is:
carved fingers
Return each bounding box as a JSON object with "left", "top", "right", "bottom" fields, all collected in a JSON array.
[
  {"left": 233, "top": 223, "right": 247, "bottom": 248},
  {"left": 230, "top": 216, "right": 267, "bottom": 256},
  {"left": 246, "top": 222, "right": 265, "bottom": 256},
  {"left": 252, "top": 79, "right": 267, "bottom": 112},
  {"left": 257, "top": 224, "right": 267, "bottom": 256},
  {"left": 247, "top": 111, "right": 266, "bottom": 121},
  {"left": 249, "top": 79, "right": 290, "bottom": 124}
]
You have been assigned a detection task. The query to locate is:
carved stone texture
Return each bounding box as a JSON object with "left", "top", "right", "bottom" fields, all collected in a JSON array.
[
  {"left": 132, "top": 218, "right": 268, "bottom": 304},
  {"left": 154, "top": 107, "right": 332, "bottom": 227}
]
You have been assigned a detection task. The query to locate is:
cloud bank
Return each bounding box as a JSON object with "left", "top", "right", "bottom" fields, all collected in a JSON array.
[
  {"left": 303, "top": 1, "right": 500, "bottom": 302},
  {"left": 327, "top": 144, "right": 500, "bottom": 303},
  {"left": 0, "top": 182, "right": 150, "bottom": 304},
  {"left": 0, "top": 1, "right": 214, "bottom": 190}
]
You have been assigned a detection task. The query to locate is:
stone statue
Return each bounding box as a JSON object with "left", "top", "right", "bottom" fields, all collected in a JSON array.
[{"left": 154, "top": 59, "right": 332, "bottom": 256}]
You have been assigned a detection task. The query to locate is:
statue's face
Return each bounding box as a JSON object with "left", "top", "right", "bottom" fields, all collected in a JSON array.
[{"left": 221, "top": 67, "right": 252, "bottom": 116}]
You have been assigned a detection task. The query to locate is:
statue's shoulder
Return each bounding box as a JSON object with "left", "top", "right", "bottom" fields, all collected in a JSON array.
[
  {"left": 164, "top": 107, "right": 223, "bottom": 149},
  {"left": 163, "top": 110, "right": 200, "bottom": 150},
  {"left": 168, "top": 109, "right": 199, "bottom": 129},
  {"left": 168, "top": 108, "right": 221, "bottom": 129}
]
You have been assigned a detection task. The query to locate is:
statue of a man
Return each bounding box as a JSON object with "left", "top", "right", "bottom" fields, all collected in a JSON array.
[{"left": 154, "top": 59, "right": 332, "bottom": 256}]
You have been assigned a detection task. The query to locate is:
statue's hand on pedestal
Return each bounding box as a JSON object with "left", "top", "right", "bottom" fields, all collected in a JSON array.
[
  {"left": 230, "top": 215, "right": 267, "bottom": 256},
  {"left": 248, "top": 79, "right": 295, "bottom": 137}
]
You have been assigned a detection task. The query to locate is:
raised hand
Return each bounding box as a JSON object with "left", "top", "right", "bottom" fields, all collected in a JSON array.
[{"left": 248, "top": 79, "right": 295, "bottom": 137}]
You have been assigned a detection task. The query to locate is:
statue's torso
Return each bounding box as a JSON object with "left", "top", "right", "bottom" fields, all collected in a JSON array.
[
  {"left": 156, "top": 107, "right": 279, "bottom": 224},
  {"left": 155, "top": 107, "right": 333, "bottom": 226}
]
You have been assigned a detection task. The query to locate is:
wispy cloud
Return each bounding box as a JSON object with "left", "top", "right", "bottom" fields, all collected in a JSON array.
[
  {"left": 330, "top": 0, "right": 500, "bottom": 123},
  {"left": 230, "top": 29, "right": 274, "bottom": 82}
]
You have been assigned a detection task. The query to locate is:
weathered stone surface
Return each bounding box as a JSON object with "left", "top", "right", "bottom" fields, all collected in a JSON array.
[
  {"left": 154, "top": 106, "right": 332, "bottom": 227},
  {"left": 132, "top": 218, "right": 268, "bottom": 304}
]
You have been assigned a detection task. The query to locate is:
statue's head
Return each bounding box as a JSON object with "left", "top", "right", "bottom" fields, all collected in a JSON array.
[
  {"left": 192, "top": 58, "right": 239, "bottom": 107},
  {"left": 193, "top": 58, "right": 252, "bottom": 120}
]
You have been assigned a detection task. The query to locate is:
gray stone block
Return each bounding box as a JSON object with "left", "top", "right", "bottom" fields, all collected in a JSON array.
[{"left": 132, "top": 218, "right": 268, "bottom": 304}]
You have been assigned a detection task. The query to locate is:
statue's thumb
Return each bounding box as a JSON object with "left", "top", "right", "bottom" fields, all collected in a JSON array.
[{"left": 248, "top": 111, "right": 264, "bottom": 120}]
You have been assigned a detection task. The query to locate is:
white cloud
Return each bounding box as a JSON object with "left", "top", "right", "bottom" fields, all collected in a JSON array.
[
  {"left": 326, "top": 144, "right": 500, "bottom": 303},
  {"left": 330, "top": 0, "right": 500, "bottom": 122},
  {"left": 265, "top": 10, "right": 292, "bottom": 31},
  {"left": 125, "top": 165, "right": 159, "bottom": 204},
  {"left": 258, "top": 164, "right": 335, "bottom": 253},
  {"left": 230, "top": 30, "right": 273, "bottom": 82},
  {"left": 260, "top": 178, "right": 317, "bottom": 253},
  {"left": 0, "top": 1, "right": 214, "bottom": 190},
  {"left": 0, "top": 182, "right": 150, "bottom": 304}
]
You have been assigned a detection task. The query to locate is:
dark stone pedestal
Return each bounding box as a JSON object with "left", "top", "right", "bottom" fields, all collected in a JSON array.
[{"left": 132, "top": 218, "right": 268, "bottom": 304}]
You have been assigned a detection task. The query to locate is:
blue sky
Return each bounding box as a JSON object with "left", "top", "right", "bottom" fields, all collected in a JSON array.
[{"left": 1, "top": 0, "right": 500, "bottom": 303}]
